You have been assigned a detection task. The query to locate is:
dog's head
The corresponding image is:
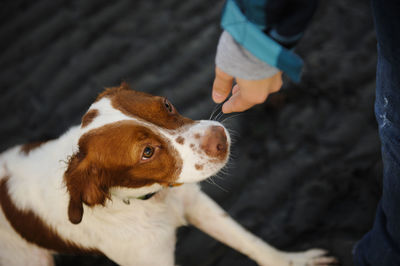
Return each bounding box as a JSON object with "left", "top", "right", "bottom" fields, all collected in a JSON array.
[{"left": 65, "top": 83, "right": 230, "bottom": 224}]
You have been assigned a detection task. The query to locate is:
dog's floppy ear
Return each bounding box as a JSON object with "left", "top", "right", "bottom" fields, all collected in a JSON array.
[{"left": 64, "top": 150, "right": 109, "bottom": 224}]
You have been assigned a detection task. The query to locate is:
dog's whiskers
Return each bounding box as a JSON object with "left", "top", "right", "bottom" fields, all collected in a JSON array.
[
  {"left": 209, "top": 103, "right": 223, "bottom": 121},
  {"left": 215, "top": 111, "right": 226, "bottom": 122},
  {"left": 221, "top": 113, "right": 242, "bottom": 124},
  {"left": 206, "top": 175, "right": 228, "bottom": 193},
  {"left": 227, "top": 128, "right": 240, "bottom": 139},
  {"left": 218, "top": 167, "right": 231, "bottom": 175}
]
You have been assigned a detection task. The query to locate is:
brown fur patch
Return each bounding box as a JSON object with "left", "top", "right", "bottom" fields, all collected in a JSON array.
[
  {"left": 195, "top": 164, "right": 203, "bottom": 170},
  {"left": 96, "top": 83, "right": 194, "bottom": 130},
  {"left": 81, "top": 109, "right": 99, "bottom": 128},
  {"left": 194, "top": 133, "right": 201, "bottom": 139},
  {"left": 20, "top": 141, "right": 47, "bottom": 155},
  {"left": 175, "top": 136, "right": 185, "bottom": 145},
  {"left": 0, "top": 178, "right": 101, "bottom": 254},
  {"left": 64, "top": 121, "right": 183, "bottom": 224}
]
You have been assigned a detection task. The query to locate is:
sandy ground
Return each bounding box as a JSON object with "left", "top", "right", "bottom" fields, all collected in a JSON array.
[{"left": 0, "top": 0, "right": 380, "bottom": 265}]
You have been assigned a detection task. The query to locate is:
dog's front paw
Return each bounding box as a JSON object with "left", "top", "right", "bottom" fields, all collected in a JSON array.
[{"left": 283, "top": 249, "right": 338, "bottom": 266}]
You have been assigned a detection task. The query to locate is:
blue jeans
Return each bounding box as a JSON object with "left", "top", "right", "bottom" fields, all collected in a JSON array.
[{"left": 353, "top": 1, "right": 400, "bottom": 265}]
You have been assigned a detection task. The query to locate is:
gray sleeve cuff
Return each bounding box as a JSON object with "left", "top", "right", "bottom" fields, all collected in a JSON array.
[{"left": 215, "top": 31, "right": 279, "bottom": 80}]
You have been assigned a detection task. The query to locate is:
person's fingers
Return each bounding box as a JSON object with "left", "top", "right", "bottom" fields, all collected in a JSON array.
[
  {"left": 212, "top": 67, "right": 234, "bottom": 103},
  {"left": 232, "top": 84, "right": 240, "bottom": 95},
  {"left": 219, "top": 71, "right": 283, "bottom": 113},
  {"left": 269, "top": 73, "right": 283, "bottom": 93},
  {"left": 222, "top": 91, "right": 255, "bottom": 113}
]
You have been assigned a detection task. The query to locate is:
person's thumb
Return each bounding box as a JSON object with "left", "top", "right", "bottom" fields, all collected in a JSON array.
[
  {"left": 212, "top": 67, "right": 234, "bottom": 103},
  {"left": 222, "top": 91, "right": 254, "bottom": 113}
]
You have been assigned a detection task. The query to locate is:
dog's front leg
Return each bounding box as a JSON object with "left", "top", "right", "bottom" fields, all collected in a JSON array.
[{"left": 183, "top": 187, "right": 336, "bottom": 266}]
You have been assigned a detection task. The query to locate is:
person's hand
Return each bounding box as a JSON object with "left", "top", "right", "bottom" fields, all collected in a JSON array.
[{"left": 212, "top": 67, "right": 283, "bottom": 113}]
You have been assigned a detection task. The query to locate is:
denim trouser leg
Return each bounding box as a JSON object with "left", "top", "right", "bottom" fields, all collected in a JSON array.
[
  {"left": 353, "top": 50, "right": 400, "bottom": 265},
  {"left": 353, "top": 1, "right": 400, "bottom": 264}
]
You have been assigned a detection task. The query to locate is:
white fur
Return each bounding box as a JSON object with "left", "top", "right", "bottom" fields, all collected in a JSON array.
[{"left": 0, "top": 97, "right": 336, "bottom": 266}]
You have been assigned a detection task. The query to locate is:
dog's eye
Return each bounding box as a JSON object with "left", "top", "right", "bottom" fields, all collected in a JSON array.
[
  {"left": 164, "top": 98, "right": 174, "bottom": 113},
  {"left": 142, "top": 146, "right": 155, "bottom": 160}
]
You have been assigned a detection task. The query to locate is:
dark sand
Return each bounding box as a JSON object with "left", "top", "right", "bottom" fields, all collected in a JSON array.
[{"left": 0, "top": 0, "right": 379, "bottom": 265}]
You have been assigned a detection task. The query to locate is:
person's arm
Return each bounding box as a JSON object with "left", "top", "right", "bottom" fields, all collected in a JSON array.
[{"left": 213, "top": 0, "right": 317, "bottom": 113}]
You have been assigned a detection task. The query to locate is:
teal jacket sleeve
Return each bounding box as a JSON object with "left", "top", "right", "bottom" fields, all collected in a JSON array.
[{"left": 220, "top": 0, "right": 317, "bottom": 82}]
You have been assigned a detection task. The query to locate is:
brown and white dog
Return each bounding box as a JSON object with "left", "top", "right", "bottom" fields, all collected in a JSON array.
[{"left": 0, "top": 83, "right": 337, "bottom": 266}]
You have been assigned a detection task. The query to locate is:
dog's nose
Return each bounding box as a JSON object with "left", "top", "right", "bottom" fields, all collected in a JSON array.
[{"left": 200, "top": 126, "right": 228, "bottom": 159}]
